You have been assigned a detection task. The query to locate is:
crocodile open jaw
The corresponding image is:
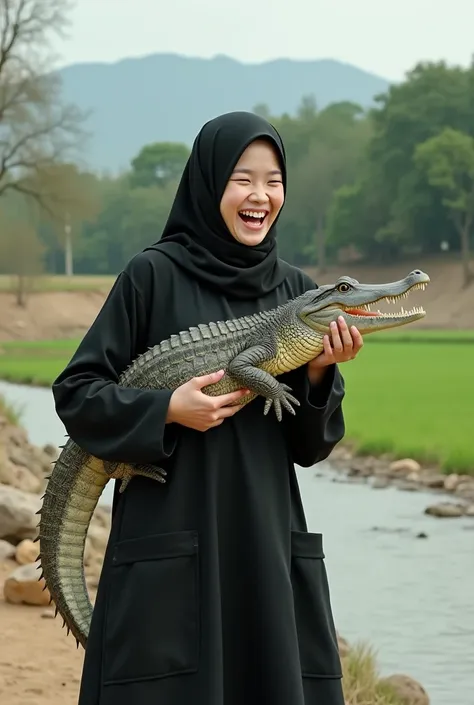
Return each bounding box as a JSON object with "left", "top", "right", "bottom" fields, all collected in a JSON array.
[{"left": 341, "top": 281, "right": 428, "bottom": 321}]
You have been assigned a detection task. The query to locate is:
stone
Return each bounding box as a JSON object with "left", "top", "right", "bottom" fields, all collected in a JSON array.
[
  {"left": 3, "top": 561, "right": 51, "bottom": 606},
  {"left": 0, "top": 484, "right": 41, "bottom": 542},
  {"left": 15, "top": 538, "right": 39, "bottom": 565},
  {"left": 455, "top": 480, "right": 474, "bottom": 502},
  {"left": 444, "top": 473, "right": 461, "bottom": 491},
  {"left": 379, "top": 673, "right": 430, "bottom": 705},
  {"left": 0, "top": 537, "right": 16, "bottom": 561},
  {"left": 419, "top": 473, "right": 447, "bottom": 489},
  {"left": 424, "top": 502, "right": 466, "bottom": 518},
  {"left": 389, "top": 458, "right": 421, "bottom": 475},
  {"left": 372, "top": 477, "right": 389, "bottom": 489}
]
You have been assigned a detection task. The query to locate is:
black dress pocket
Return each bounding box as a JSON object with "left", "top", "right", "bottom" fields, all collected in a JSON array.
[
  {"left": 291, "top": 530, "right": 343, "bottom": 679},
  {"left": 102, "top": 530, "right": 200, "bottom": 685}
]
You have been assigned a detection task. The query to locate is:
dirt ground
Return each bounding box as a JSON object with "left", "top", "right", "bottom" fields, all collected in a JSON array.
[
  {"left": 0, "top": 258, "right": 471, "bottom": 342},
  {"left": 0, "top": 559, "right": 86, "bottom": 704},
  {"left": 0, "top": 290, "right": 107, "bottom": 342}
]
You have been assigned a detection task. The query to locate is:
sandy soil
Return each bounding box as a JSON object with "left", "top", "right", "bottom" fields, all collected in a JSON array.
[
  {"left": 0, "top": 559, "right": 87, "bottom": 704},
  {"left": 0, "top": 258, "right": 472, "bottom": 342},
  {"left": 0, "top": 291, "right": 107, "bottom": 342}
]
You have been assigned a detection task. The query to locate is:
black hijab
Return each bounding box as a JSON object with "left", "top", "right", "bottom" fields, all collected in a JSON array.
[{"left": 144, "top": 111, "right": 289, "bottom": 299}]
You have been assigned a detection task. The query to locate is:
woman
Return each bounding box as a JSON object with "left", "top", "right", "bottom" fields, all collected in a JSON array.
[{"left": 53, "top": 111, "right": 363, "bottom": 705}]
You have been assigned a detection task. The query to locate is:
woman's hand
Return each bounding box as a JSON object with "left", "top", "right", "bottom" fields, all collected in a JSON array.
[
  {"left": 166, "top": 369, "right": 249, "bottom": 432},
  {"left": 307, "top": 316, "right": 364, "bottom": 384}
]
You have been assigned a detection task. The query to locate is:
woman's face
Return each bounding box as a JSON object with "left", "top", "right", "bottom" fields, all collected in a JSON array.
[{"left": 220, "top": 139, "right": 285, "bottom": 246}]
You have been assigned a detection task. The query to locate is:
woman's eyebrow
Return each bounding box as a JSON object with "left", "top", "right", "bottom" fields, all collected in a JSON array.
[{"left": 231, "top": 168, "right": 282, "bottom": 176}]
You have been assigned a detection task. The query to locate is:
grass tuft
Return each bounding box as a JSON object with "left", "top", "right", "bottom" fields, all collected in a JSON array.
[
  {"left": 342, "top": 642, "right": 406, "bottom": 705},
  {"left": 0, "top": 391, "right": 23, "bottom": 425}
]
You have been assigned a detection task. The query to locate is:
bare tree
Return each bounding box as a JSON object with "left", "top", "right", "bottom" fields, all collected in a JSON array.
[
  {"left": 0, "top": 0, "right": 87, "bottom": 213},
  {"left": 0, "top": 195, "right": 45, "bottom": 306}
]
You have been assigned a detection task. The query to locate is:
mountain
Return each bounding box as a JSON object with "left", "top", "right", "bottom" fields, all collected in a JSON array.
[{"left": 57, "top": 53, "right": 391, "bottom": 174}]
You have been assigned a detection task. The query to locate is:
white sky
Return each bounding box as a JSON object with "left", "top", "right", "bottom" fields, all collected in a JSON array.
[{"left": 53, "top": 0, "right": 474, "bottom": 82}]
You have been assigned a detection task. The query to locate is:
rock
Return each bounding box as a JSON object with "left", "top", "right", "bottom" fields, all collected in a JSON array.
[
  {"left": 1, "top": 423, "right": 28, "bottom": 448},
  {"left": 15, "top": 538, "right": 39, "bottom": 565},
  {"left": 0, "top": 537, "right": 15, "bottom": 561},
  {"left": 455, "top": 480, "right": 474, "bottom": 502},
  {"left": 444, "top": 473, "right": 461, "bottom": 491},
  {"left": 396, "top": 480, "right": 420, "bottom": 492},
  {"left": 86, "top": 522, "right": 109, "bottom": 554},
  {"left": 465, "top": 504, "right": 474, "bottom": 517},
  {"left": 424, "top": 502, "right": 466, "bottom": 518},
  {"left": 0, "top": 484, "right": 41, "bottom": 542},
  {"left": 42, "top": 443, "right": 59, "bottom": 459},
  {"left": 41, "top": 608, "right": 56, "bottom": 619},
  {"left": 0, "top": 456, "right": 42, "bottom": 493},
  {"left": 348, "top": 455, "right": 384, "bottom": 477},
  {"left": 406, "top": 471, "right": 420, "bottom": 483},
  {"left": 389, "top": 458, "right": 421, "bottom": 475},
  {"left": 92, "top": 504, "right": 112, "bottom": 529},
  {"left": 379, "top": 673, "right": 430, "bottom": 704},
  {"left": 3, "top": 561, "right": 51, "bottom": 606},
  {"left": 372, "top": 477, "right": 389, "bottom": 489},
  {"left": 418, "top": 473, "right": 446, "bottom": 489}
]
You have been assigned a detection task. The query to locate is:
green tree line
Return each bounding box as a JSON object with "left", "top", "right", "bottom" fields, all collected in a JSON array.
[{"left": 1, "top": 52, "right": 474, "bottom": 291}]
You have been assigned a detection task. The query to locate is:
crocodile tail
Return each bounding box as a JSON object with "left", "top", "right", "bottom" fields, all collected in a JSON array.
[{"left": 36, "top": 438, "right": 109, "bottom": 648}]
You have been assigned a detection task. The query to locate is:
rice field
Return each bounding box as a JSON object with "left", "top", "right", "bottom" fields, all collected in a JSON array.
[{"left": 0, "top": 331, "right": 472, "bottom": 473}]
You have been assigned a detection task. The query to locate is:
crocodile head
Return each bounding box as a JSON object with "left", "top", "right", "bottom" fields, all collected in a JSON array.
[{"left": 298, "top": 269, "right": 430, "bottom": 335}]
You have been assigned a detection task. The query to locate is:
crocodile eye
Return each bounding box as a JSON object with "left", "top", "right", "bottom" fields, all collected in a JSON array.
[{"left": 337, "top": 283, "right": 351, "bottom": 293}]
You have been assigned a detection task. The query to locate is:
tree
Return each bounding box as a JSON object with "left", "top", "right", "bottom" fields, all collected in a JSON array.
[
  {"left": 0, "top": 193, "right": 45, "bottom": 306},
  {"left": 414, "top": 127, "right": 474, "bottom": 286},
  {"left": 130, "top": 142, "right": 190, "bottom": 188},
  {"left": 0, "top": 0, "right": 86, "bottom": 210},
  {"left": 327, "top": 61, "right": 474, "bottom": 261},
  {"left": 31, "top": 163, "right": 102, "bottom": 275},
  {"left": 275, "top": 100, "right": 370, "bottom": 271}
]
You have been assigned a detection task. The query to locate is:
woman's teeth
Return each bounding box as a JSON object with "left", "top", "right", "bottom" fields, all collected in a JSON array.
[
  {"left": 238, "top": 210, "right": 268, "bottom": 229},
  {"left": 240, "top": 210, "right": 266, "bottom": 219}
]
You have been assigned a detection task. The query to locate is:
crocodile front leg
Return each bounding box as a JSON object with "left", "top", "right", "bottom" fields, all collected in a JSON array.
[{"left": 227, "top": 344, "right": 300, "bottom": 421}]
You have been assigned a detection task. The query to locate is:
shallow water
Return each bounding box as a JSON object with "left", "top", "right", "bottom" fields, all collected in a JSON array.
[{"left": 1, "top": 379, "right": 472, "bottom": 704}]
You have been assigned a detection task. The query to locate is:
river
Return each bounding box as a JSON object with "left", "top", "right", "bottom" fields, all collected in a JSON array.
[{"left": 0, "top": 379, "right": 472, "bottom": 704}]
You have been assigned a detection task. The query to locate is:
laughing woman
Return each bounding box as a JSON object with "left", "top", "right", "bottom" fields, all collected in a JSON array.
[{"left": 53, "top": 111, "right": 363, "bottom": 705}]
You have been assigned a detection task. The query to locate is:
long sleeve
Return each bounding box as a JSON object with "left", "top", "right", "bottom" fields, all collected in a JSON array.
[
  {"left": 52, "top": 261, "right": 178, "bottom": 465},
  {"left": 281, "top": 361, "right": 346, "bottom": 468}
]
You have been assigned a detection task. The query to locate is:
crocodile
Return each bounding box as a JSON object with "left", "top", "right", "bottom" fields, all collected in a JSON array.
[{"left": 36, "top": 269, "right": 429, "bottom": 649}]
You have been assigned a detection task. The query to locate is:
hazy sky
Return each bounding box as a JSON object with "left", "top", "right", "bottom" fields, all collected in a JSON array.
[{"left": 54, "top": 0, "right": 474, "bottom": 82}]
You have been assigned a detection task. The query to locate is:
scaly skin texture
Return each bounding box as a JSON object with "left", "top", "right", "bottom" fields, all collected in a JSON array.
[{"left": 37, "top": 270, "right": 429, "bottom": 649}]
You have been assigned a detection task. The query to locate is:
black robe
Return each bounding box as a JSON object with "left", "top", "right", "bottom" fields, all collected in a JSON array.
[{"left": 53, "top": 249, "right": 346, "bottom": 705}]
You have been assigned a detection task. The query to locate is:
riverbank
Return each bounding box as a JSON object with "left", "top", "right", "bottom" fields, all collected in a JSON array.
[
  {"left": 328, "top": 444, "right": 474, "bottom": 520},
  {"left": 1, "top": 329, "right": 473, "bottom": 475}
]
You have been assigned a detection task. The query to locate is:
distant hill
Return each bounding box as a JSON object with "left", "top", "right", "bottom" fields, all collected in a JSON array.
[{"left": 57, "top": 53, "right": 391, "bottom": 174}]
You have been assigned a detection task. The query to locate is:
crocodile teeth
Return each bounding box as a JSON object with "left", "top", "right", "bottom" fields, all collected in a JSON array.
[{"left": 375, "top": 306, "right": 425, "bottom": 317}]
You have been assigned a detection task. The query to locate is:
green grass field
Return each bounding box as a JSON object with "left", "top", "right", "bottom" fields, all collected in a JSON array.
[{"left": 0, "top": 332, "right": 472, "bottom": 473}]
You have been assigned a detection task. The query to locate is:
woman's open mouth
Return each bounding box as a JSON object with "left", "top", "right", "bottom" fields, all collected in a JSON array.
[{"left": 238, "top": 210, "right": 268, "bottom": 230}]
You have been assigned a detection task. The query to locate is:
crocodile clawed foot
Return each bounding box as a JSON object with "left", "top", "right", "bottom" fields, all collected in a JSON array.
[
  {"left": 263, "top": 384, "right": 300, "bottom": 421},
  {"left": 110, "top": 463, "right": 167, "bottom": 494}
]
